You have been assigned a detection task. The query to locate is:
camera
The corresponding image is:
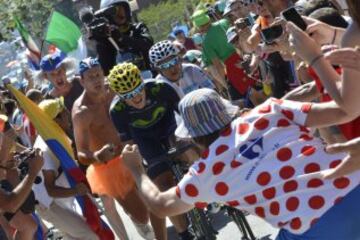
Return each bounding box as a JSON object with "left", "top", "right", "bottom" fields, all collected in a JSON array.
[
  {"left": 260, "top": 25, "right": 284, "bottom": 44},
  {"left": 79, "top": 6, "right": 118, "bottom": 40},
  {"left": 14, "top": 149, "right": 40, "bottom": 183}
]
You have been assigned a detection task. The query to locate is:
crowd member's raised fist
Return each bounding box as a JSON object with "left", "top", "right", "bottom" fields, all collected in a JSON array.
[{"left": 121, "top": 144, "right": 143, "bottom": 173}]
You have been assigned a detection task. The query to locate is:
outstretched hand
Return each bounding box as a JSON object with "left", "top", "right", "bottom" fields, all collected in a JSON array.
[{"left": 322, "top": 138, "right": 360, "bottom": 179}]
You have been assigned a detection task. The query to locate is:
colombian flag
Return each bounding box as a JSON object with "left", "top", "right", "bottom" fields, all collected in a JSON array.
[{"left": 6, "top": 85, "right": 114, "bottom": 239}]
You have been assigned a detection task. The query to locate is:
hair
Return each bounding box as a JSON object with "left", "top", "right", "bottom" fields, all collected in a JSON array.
[
  {"left": 346, "top": 0, "right": 360, "bottom": 26},
  {"left": 2, "top": 99, "right": 16, "bottom": 116},
  {"left": 26, "top": 89, "right": 43, "bottom": 103},
  {"left": 295, "top": 0, "right": 338, "bottom": 16},
  {"left": 309, "top": 7, "right": 349, "bottom": 28},
  {"left": 193, "top": 128, "right": 222, "bottom": 149}
]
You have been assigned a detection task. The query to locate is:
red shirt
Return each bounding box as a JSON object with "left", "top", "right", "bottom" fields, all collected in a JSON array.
[
  {"left": 308, "top": 67, "right": 360, "bottom": 140},
  {"left": 184, "top": 38, "right": 197, "bottom": 51}
]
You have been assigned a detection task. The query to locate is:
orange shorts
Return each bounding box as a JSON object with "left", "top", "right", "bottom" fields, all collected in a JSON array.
[{"left": 86, "top": 156, "right": 135, "bottom": 199}]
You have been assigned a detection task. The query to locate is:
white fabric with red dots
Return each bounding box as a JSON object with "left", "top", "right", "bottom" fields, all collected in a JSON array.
[{"left": 176, "top": 98, "right": 360, "bottom": 234}]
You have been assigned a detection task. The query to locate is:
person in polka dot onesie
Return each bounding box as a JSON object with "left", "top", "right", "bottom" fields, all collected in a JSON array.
[{"left": 121, "top": 88, "right": 360, "bottom": 240}]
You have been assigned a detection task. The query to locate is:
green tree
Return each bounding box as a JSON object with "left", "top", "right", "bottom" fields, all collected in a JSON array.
[
  {"left": 0, "top": 0, "right": 54, "bottom": 42},
  {"left": 138, "top": 0, "right": 200, "bottom": 41}
]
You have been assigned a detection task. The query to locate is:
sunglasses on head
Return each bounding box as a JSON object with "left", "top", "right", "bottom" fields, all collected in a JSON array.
[{"left": 158, "top": 57, "right": 180, "bottom": 70}]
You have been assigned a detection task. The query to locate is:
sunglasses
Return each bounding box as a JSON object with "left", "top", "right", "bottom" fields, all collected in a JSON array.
[
  {"left": 158, "top": 57, "right": 180, "bottom": 70},
  {"left": 120, "top": 83, "right": 145, "bottom": 100}
]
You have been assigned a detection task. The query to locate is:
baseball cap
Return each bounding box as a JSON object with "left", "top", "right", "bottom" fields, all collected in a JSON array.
[
  {"left": 183, "top": 50, "right": 202, "bottom": 63},
  {"left": 223, "top": 0, "right": 237, "bottom": 16},
  {"left": 173, "top": 27, "right": 184, "bottom": 36},
  {"left": 215, "top": 1, "right": 227, "bottom": 13},
  {"left": 191, "top": 9, "right": 211, "bottom": 28},
  {"left": 175, "top": 88, "right": 239, "bottom": 138},
  {"left": 79, "top": 57, "right": 101, "bottom": 76},
  {"left": 40, "top": 51, "right": 67, "bottom": 73}
]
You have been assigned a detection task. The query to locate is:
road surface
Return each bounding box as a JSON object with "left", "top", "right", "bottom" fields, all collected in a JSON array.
[{"left": 115, "top": 202, "right": 279, "bottom": 240}]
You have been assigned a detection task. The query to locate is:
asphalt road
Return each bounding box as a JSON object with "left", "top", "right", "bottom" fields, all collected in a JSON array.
[{"left": 115, "top": 202, "right": 279, "bottom": 240}]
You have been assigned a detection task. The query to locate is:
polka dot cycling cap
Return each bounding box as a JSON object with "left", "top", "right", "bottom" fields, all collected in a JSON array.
[{"left": 176, "top": 88, "right": 239, "bottom": 138}]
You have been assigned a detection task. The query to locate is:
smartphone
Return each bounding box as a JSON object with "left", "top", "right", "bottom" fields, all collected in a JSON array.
[
  {"left": 260, "top": 25, "right": 283, "bottom": 44},
  {"left": 281, "top": 7, "right": 307, "bottom": 31}
]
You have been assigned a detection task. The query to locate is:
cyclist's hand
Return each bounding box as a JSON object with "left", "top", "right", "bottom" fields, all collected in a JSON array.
[{"left": 121, "top": 144, "right": 143, "bottom": 172}]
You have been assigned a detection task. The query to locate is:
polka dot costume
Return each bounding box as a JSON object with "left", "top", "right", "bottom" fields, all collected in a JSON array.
[{"left": 176, "top": 98, "right": 360, "bottom": 234}]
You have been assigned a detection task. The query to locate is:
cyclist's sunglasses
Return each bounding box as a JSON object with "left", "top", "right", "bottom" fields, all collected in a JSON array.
[
  {"left": 158, "top": 57, "right": 180, "bottom": 70},
  {"left": 120, "top": 82, "right": 145, "bottom": 100}
]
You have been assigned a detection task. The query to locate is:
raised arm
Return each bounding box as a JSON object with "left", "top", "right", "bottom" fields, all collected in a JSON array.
[
  {"left": 287, "top": 21, "right": 360, "bottom": 116},
  {"left": 305, "top": 101, "right": 358, "bottom": 129},
  {"left": 121, "top": 144, "right": 193, "bottom": 218},
  {"left": 0, "top": 151, "right": 43, "bottom": 213}
]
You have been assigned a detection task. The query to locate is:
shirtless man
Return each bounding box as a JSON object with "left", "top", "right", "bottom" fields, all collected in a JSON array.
[{"left": 72, "top": 58, "right": 154, "bottom": 240}]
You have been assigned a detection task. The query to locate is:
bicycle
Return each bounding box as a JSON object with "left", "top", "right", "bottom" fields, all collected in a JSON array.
[
  {"left": 207, "top": 203, "right": 258, "bottom": 240},
  {"left": 149, "top": 141, "right": 217, "bottom": 240},
  {"left": 149, "top": 140, "right": 258, "bottom": 240},
  {"left": 224, "top": 206, "right": 257, "bottom": 240}
]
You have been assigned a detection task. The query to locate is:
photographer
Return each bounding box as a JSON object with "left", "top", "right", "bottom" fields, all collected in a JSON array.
[
  {"left": 84, "top": 0, "right": 153, "bottom": 76},
  {"left": 0, "top": 121, "right": 43, "bottom": 240}
]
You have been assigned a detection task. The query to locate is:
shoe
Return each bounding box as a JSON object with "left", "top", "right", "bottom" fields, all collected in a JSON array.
[{"left": 133, "top": 222, "right": 155, "bottom": 240}]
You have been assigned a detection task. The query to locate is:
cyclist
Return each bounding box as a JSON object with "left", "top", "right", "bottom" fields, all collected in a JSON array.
[
  {"left": 149, "top": 40, "right": 215, "bottom": 98},
  {"left": 121, "top": 88, "right": 360, "bottom": 240},
  {"left": 108, "top": 63, "right": 194, "bottom": 240}
]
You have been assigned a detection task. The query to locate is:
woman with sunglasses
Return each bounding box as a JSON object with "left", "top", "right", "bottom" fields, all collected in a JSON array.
[
  {"left": 109, "top": 62, "right": 195, "bottom": 240},
  {"left": 149, "top": 40, "right": 215, "bottom": 98}
]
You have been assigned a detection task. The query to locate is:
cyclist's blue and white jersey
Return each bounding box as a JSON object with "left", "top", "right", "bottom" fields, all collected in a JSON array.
[{"left": 156, "top": 63, "right": 215, "bottom": 98}]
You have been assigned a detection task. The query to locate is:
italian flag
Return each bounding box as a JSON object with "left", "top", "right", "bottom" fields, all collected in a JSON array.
[
  {"left": 45, "top": 11, "right": 87, "bottom": 64},
  {"left": 14, "top": 17, "right": 41, "bottom": 69}
]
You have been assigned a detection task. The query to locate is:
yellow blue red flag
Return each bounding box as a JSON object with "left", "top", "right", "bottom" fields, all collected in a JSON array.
[{"left": 6, "top": 84, "right": 114, "bottom": 239}]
